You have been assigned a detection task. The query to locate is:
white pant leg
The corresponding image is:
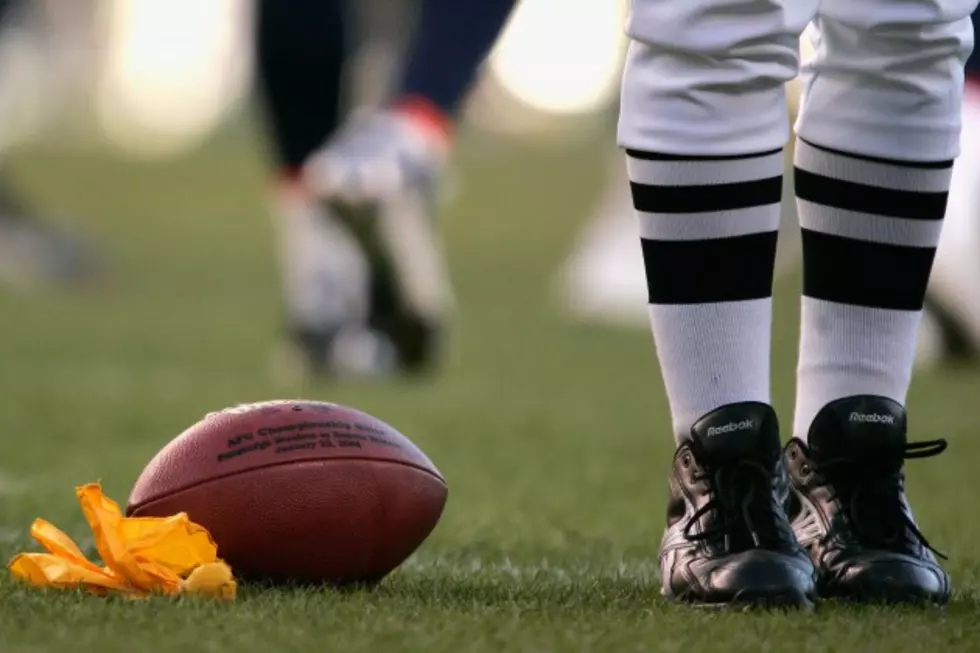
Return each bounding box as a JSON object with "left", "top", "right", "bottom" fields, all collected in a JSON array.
[
  {"left": 796, "top": 0, "right": 978, "bottom": 161},
  {"left": 618, "top": 0, "right": 817, "bottom": 155}
]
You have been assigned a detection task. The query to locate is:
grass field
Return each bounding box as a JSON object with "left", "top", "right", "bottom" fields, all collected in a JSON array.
[{"left": 2, "top": 118, "right": 980, "bottom": 652}]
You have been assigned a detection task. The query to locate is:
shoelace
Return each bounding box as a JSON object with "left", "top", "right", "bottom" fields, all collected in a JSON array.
[
  {"left": 813, "top": 438, "right": 948, "bottom": 559},
  {"left": 682, "top": 459, "right": 787, "bottom": 552}
]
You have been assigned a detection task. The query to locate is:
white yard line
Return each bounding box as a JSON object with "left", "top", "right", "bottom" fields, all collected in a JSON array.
[{"left": 402, "top": 555, "right": 661, "bottom": 581}]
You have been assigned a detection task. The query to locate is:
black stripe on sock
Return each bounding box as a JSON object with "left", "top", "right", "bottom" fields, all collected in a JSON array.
[
  {"left": 795, "top": 168, "right": 948, "bottom": 221},
  {"left": 631, "top": 177, "right": 782, "bottom": 214},
  {"left": 625, "top": 148, "right": 782, "bottom": 162},
  {"left": 642, "top": 231, "right": 778, "bottom": 304},
  {"left": 801, "top": 229, "right": 936, "bottom": 310}
]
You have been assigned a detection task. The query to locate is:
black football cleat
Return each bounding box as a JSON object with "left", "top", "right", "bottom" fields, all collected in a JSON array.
[
  {"left": 329, "top": 192, "right": 450, "bottom": 376},
  {"left": 784, "top": 395, "right": 950, "bottom": 604},
  {"left": 271, "top": 190, "right": 443, "bottom": 380},
  {"left": 660, "top": 402, "right": 816, "bottom": 609}
]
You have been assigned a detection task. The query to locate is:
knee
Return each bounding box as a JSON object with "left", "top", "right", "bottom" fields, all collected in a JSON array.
[
  {"left": 817, "top": 2, "right": 975, "bottom": 82},
  {"left": 796, "top": 2, "right": 976, "bottom": 160},
  {"left": 618, "top": 39, "right": 796, "bottom": 154},
  {"left": 625, "top": 0, "right": 805, "bottom": 90},
  {"left": 618, "top": 0, "right": 812, "bottom": 154}
]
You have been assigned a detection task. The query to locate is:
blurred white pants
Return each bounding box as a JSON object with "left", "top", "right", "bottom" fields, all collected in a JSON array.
[{"left": 618, "top": 0, "right": 977, "bottom": 160}]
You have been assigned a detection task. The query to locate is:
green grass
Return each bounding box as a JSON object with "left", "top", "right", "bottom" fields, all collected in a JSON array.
[{"left": 1, "top": 118, "right": 980, "bottom": 652}]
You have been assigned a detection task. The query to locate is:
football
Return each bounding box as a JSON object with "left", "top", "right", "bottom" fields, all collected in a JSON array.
[{"left": 126, "top": 400, "right": 447, "bottom": 585}]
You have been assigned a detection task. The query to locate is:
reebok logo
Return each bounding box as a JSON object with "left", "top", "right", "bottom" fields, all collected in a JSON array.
[
  {"left": 706, "top": 419, "right": 754, "bottom": 437},
  {"left": 848, "top": 412, "right": 895, "bottom": 425}
]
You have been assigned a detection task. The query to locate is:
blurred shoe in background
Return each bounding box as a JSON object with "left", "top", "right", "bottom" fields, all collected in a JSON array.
[
  {"left": 301, "top": 106, "right": 455, "bottom": 376},
  {"left": 0, "top": 180, "right": 98, "bottom": 290},
  {"left": 270, "top": 183, "right": 396, "bottom": 380}
]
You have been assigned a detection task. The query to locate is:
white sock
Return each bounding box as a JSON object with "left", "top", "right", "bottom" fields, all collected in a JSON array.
[
  {"left": 792, "top": 139, "right": 952, "bottom": 440},
  {"left": 626, "top": 148, "right": 784, "bottom": 441}
]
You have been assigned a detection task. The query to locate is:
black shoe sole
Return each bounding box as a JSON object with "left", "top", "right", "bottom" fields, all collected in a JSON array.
[
  {"left": 819, "top": 589, "right": 949, "bottom": 606},
  {"left": 817, "top": 569, "right": 951, "bottom": 606},
  {"left": 679, "top": 588, "right": 815, "bottom": 612}
]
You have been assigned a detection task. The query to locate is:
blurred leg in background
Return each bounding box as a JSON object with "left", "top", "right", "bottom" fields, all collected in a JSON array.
[
  {"left": 0, "top": 0, "right": 98, "bottom": 290},
  {"left": 555, "top": 149, "right": 648, "bottom": 330},
  {"left": 255, "top": 0, "right": 374, "bottom": 378},
  {"left": 258, "top": 0, "right": 437, "bottom": 380},
  {"left": 295, "top": 0, "right": 518, "bottom": 379},
  {"left": 915, "top": 11, "right": 980, "bottom": 368}
]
